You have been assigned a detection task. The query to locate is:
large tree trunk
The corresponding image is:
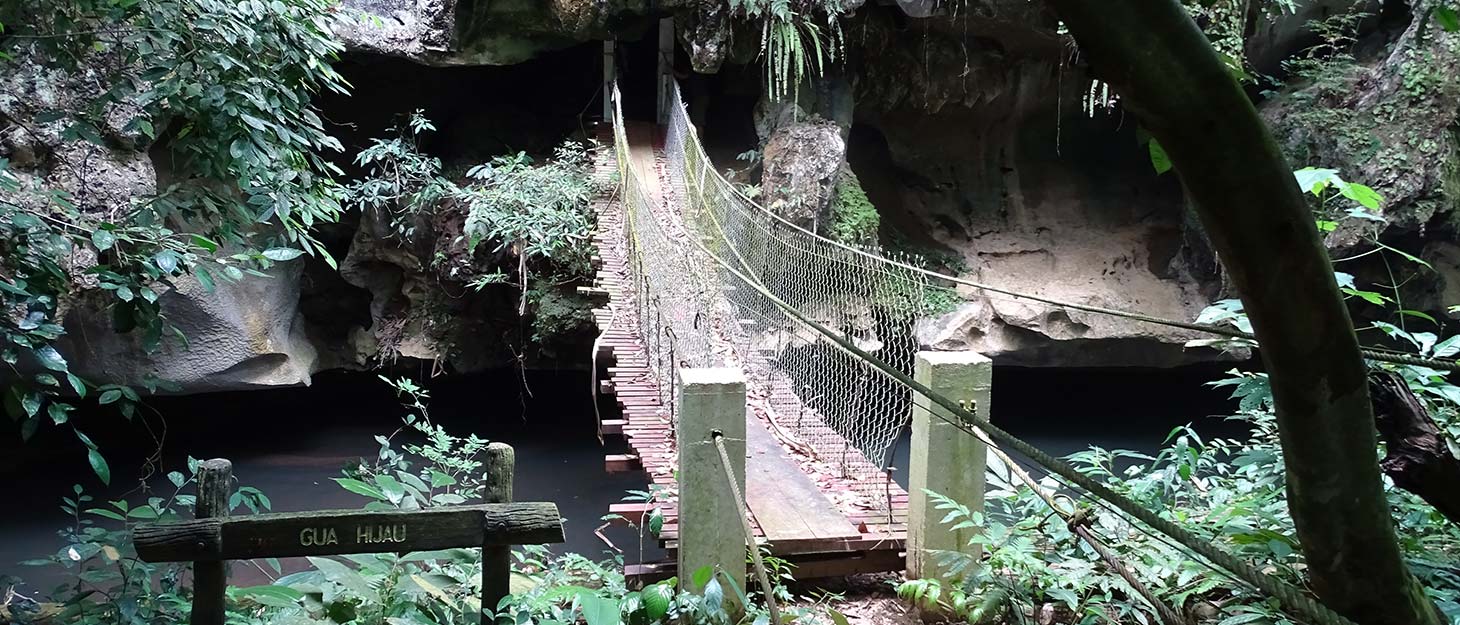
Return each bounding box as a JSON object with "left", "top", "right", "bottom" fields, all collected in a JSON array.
[
  {"left": 1042, "top": 2, "right": 1441, "bottom": 624},
  {"left": 1370, "top": 372, "right": 1460, "bottom": 524}
]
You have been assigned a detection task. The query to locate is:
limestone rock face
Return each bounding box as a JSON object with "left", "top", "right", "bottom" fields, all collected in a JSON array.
[
  {"left": 849, "top": 9, "right": 1225, "bottom": 367},
  {"left": 333, "top": 0, "right": 658, "bottom": 65},
  {"left": 1, "top": 43, "right": 323, "bottom": 393},
  {"left": 1260, "top": 1, "right": 1460, "bottom": 318},
  {"left": 58, "top": 266, "right": 320, "bottom": 394},
  {"left": 760, "top": 119, "right": 846, "bottom": 229}
]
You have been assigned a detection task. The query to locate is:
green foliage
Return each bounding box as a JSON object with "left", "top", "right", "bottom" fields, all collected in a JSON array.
[
  {"left": 460, "top": 140, "right": 595, "bottom": 278},
  {"left": 827, "top": 171, "right": 878, "bottom": 247},
  {"left": 729, "top": 0, "right": 851, "bottom": 103},
  {"left": 342, "top": 116, "right": 597, "bottom": 345},
  {"left": 920, "top": 378, "right": 1460, "bottom": 625},
  {"left": 347, "top": 111, "right": 452, "bottom": 242},
  {"left": 0, "top": 0, "right": 347, "bottom": 478},
  {"left": 22, "top": 462, "right": 274, "bottom": 625}
]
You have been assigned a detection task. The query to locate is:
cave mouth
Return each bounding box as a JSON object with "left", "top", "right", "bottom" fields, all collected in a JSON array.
[
  {"left": 0, "top": 369, "right": 652, "bottom": 591},
  {"left": 318, "top": 43, "right": 609, "bottom": 170}
]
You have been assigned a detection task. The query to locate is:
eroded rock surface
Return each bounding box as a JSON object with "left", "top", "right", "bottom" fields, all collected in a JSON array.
[
  {"left": 848, "top": 8, "right": 1223, "bottom": 367},
  {"left": 760, "top": 119, "right": 846, "bottom": 228},
  {"left": 58, "top": 267, "right": 320, "bottom": 393}
]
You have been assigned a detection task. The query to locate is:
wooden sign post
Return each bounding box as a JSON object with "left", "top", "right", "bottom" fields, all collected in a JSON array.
[{"left": 133, "top": 449, "right": 563, "bottom": 625}]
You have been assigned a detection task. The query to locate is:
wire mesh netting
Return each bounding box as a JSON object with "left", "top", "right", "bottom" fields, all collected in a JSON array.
[
  {"left": 609, "top": 84, "right": 723, "bottom": 432},
  {"left": 653, "top": 80, "right": 953, "bottom": 512}
]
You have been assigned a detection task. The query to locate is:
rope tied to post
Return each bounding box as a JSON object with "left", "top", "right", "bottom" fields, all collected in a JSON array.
[{"left": 709, "top": 429, "right": 783, "bottom": 625}]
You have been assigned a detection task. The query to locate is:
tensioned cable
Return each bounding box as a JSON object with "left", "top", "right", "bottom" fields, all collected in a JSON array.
[
  {"left": 686, "top": 139, "right": 1322, "bottom": 621},
  {"left": 626, "top": 81, "right": 1361, "bottom": 625},
  {"left": 682, "top": 228, "right": 1357, "bottom": 625},
  {"left": 666, "top": 83, "right": 1460, "bottom": 374}
]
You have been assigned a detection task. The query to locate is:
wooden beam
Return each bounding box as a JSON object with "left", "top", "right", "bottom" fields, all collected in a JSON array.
[
  {"left": 482, "top": 444, "right": 515, "bottom": 621},
  {"left": 192, "top": 459, "right": 232, "bottom": 625},
  {"left": 134, "top": 503, "right": 563, "bottom": 562},
  {"left": 605, "top": 454, "right": 641, "bottom": 472}
]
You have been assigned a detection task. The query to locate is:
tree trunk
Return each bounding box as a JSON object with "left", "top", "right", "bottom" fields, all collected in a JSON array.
[
  {"left": 1370, "top": 372, "right": 1460, "bottom": 524},
  {"left": 1042, "top": 2, "right": 1441, "bottom": 624}
]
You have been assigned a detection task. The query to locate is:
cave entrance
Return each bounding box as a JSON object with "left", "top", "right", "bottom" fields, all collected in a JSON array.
[
  {"left": 613, "top": 24, "right": 664, "bottom": 122},
  {"left": 319, "top": 45, "right": 607, "bottom": 167},
  {"left": 0, "top": 369, "right": 655, "bottom": 594}
]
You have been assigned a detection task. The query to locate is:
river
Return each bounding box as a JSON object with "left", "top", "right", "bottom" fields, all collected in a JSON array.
[{"left": 0, "top": 363, "right": 1240, "bottom": 597}]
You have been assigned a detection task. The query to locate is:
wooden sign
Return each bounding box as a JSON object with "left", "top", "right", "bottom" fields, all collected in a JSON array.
[
  {"left": 134, "top": 503, "right": 563, "bottom": 562},
  {"left": 134, "top": 445, "right": 558, "bottom": 625}
]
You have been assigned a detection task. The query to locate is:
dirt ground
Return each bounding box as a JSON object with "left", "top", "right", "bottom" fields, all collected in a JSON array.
[{"left": 790, "top": 574, "right": 935, "bottom": 625}]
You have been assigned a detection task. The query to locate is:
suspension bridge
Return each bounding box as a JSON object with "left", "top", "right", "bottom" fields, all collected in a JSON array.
[
  {"left": 585, "top": 78, "right": 1427, "bottom": 625},
  {"left": 591, "top": 83, "right": 939, "bottom": 580}
]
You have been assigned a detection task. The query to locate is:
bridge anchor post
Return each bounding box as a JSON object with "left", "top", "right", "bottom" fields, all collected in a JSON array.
[
  {"left": 907, "top": 351, "right": 991, "bottom": 581},
  {"left": 677, "top": 367, "right": 747, "bottom": 598}
]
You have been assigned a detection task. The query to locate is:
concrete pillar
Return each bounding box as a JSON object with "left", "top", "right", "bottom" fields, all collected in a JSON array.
[
  {"left": 676, "top": 367, "right": 747, "bottom": 592},
  {"left": 906, "top": 351, "right": 991, "bottom": 580}
]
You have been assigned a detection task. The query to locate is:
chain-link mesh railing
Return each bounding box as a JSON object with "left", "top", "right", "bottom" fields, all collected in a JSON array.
[
  {"left": 610, "top": 83, "right": 722, "bottom": 428},
  {"left": 659, "top": 80, "right": 955, "bottom": 512}
]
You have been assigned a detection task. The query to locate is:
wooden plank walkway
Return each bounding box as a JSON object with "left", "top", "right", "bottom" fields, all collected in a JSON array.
[
  {"left": 589, "top": 121, "right": 906, "bottom": 579},
  {"left": 744, "top": 417, "right": 861, "bottom": 544}
]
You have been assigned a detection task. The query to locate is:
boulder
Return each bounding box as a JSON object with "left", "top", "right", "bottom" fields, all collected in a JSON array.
[
  {"left": 58, "top": 265, "right": 320, "bottom": 393},
  {"left": 760, "top": 118, "right": 846, "bottom": 230}
]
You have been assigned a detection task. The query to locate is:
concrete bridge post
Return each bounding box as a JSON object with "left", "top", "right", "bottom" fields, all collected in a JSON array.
[
  {"left": 906, "top": 351, "right": 991, "bottom": 581},
  {"left": 676, "top": 367, "right": 747, "bottom": 593}
]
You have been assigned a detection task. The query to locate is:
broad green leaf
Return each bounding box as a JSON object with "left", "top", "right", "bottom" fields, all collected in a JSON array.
[
  {"left": 1432, "top": 335, "right": 1460, "bottom": 358},
  {"left": 307, "top": 556, "right": 376, "bottom": 600},
  {"left": 692, "top": 566, "right": 714, "bottom": 590},
  {"left": 263, "top": 247, "right": 304, "bottom": 261},
  {"left": 1337, "top": 181, "right": 1383, "bottom": 210},
  {"left": 88, "top": 449, "right": 111, "bottom": 485},
  {"left": 429, "top": 470, "right": 456, "bottom": 487},
  {"left": 578, "top": 593, "right": 621, "bottom": 625},
  {"left": 1293, "top": 167, "right": 1340, "bottom": 195},
  {"left": 67, "top": 373, "right": 87, "bottom": 397},
  {"left": 91, "top": 229, "right": 117, "bottom": 252},
  {"left": 1148, "top": 139, "right": 1172, "bottom": 175},
  {"left": 48, "top": 402, "right": 70, "bottom": 425},
  {"left": 1435, "top": 5, "right": 1460, "bottom": 31},
  {"left": 35, "top": 345, "right": 68, "bottom": 372},
  {"left": 230, "top": 584, "right": 304, "bottom": 608},
  {"left": 375, "top": 474, "right": 405, "bottom": 505},
  {"left": 640, "top": 583, "right": 673, "bottom": 620},
  {"left": 191, "top": 234, "right": 220, "bottom": 253},
  {"left": 98, "top": 389, "right": 123, "bottom": 405},
  {"left": 333, "top": 478, "right": 386, "bottom": 501}
]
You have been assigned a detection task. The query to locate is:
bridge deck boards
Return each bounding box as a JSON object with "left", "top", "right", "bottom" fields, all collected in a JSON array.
[{"left": 744, "top": 417, "right": 861, "bottom": 544}]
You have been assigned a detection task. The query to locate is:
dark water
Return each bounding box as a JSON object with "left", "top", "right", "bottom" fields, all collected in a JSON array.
[
  {"left": 0, "top": 369, "right": 654, "bottom": 596},
  {"left": 886, "top": 363, "right": 1245, "bottom": 491},
  {"left": 1, "top": 362, "right": 1241, "bottom": 598}
]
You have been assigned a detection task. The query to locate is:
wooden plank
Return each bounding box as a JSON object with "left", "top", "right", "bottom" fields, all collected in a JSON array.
[
  {"left": 133, "top": 503, "right": 564, "bottom": 562},
  {"left": 605, "top": 454, "right": 642, "bottom": 472},
  {"left": 742, "top": 418, "right": 860, "bottom": 545},
  {"left": 781, "top": 549, "right": 905, "bottom": 579}
]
